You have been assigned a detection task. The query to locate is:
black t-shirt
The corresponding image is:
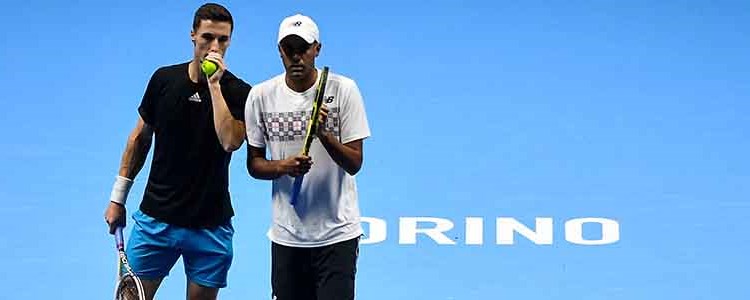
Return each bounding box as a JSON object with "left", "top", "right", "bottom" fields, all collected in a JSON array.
[{"left": 137, "top": 62, "right": 251, "bottom": 228}]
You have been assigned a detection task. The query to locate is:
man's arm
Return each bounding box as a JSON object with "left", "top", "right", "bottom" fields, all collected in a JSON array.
[
  {"left": 209, "top": 83, "right": 245, "bottom": 152},
  {"left": 317, "top": 133, "right": 363, "bottom": 175},
  {"left": 104, "top": 116, "right": 153, "bottom": 233},
  {"left": 119, "top": 116, "right": 154, "bottom": 179},
  {"left": 246, "top": 145, "right": 312, "bottom": 180},
  {"left": 206, "top": 53, "right": 245, "bottom": 152},
  {"left": 315, "top": 105, "right": 365, "bottom": 175}
]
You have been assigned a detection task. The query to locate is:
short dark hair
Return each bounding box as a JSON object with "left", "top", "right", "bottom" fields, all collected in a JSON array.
[{"left": 193, "top": 3, "right": 234, "bottom": 32}]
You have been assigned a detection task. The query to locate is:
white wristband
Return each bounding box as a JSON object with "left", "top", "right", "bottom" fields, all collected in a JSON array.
[{"left": 109, "top": 176, "right": 134, "bottom": 205}]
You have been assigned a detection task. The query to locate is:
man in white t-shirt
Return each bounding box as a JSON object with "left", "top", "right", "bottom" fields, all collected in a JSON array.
[{"left": 244, "top": 13, "right": 371, "bottom": 300}]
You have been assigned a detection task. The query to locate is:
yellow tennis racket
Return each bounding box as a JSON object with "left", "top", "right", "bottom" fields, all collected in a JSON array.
[{"left": 290, "top": 66, "right": 329, "bottom": 206}]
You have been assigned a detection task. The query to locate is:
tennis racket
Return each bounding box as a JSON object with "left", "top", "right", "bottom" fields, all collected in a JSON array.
[
  {"left": 114, "top": 226, "right": 146, "bottom": 300},
  {"left": 290, "top": 66, "right": 329, "bottom": 206}
]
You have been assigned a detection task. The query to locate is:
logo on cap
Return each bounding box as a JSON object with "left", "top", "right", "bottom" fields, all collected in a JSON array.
[{"left": 293, "top": 21, "right": 302, "bottom": 26}]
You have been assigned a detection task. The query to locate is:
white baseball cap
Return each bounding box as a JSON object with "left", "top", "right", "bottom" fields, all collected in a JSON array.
[{"left": 277, "top": 14, "right": 319, "bottom": 44}]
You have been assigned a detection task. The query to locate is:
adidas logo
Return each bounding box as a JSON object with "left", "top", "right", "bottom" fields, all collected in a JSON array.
[{"left": 188, "top": 92, "right": 202, "bottom": 103}]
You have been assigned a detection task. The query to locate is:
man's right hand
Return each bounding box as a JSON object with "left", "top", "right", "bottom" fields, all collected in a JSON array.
[
  {"left": 278, "top": 155, "right": 313, "bottom": 177},
  {"left": 104, "top": 202, "right": 126, "bottom": 234}
]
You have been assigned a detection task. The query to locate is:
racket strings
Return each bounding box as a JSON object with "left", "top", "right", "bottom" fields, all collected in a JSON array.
[{"left": 116, "top": 275, "right": 142, "bottom": 300}]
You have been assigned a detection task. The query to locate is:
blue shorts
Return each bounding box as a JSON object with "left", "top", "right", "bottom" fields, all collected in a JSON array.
[{"left": 125, "top": 210, "right": 234, "bottom": 288}]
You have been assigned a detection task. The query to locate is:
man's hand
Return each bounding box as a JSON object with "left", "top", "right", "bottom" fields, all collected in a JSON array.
[
  {"left": 204, "top": 52, "right": 226, "bottom": 84},
  {"left": 316, "top": 104, "right": 330, "bottom": 138},
  {"left": 104, "top": 202, "right": 126, "bottom": 234},
  {"left": 278, "top": 155, "right": 313, "bottom": 177}
]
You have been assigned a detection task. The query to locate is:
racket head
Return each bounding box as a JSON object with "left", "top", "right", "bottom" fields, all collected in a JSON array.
[
  {"left": 300, "top": 66, "right": 330, "bottom": 155},
  {"left": 115, "top": 273, "right": 146, "bottom": 300}
]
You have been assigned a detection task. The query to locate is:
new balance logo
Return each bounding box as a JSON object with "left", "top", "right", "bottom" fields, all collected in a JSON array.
[
  {"left": 293, "top": 21, "right": 302, "bottom": 26},
  {"left": 325, "top": 96, "right": 335, "bottom": 103},
  {"left": 188, "top": 92, "right": 202, "bottom": 103}
]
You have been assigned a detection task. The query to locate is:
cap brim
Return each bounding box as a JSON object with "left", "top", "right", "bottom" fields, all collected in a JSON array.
[{"left": 278, "top": 30, "right": 316, "bottom": 44}]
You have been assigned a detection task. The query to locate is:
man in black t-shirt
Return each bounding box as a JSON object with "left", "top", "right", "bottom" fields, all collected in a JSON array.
[{"left": 103, "top": 4, "right": 250, "bottom": 300}]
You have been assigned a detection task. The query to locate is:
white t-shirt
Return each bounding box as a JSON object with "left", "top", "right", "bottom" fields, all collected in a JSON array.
[{"left": 245, "top": 69, "right": 371, "bottom": 247}]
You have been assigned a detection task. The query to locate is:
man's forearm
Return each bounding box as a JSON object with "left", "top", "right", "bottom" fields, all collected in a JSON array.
[
  {"left": 210, "top": 84, "right": 245, "bottom": 152},
  {"left": 318, "top": 133, "right": 363, "bottom": 175},
  {"left": 248, "top": 158, "right": 282, "bottom": 180},
  {"left": 118, "top": 129, "right": 152, "bottom": 179}
]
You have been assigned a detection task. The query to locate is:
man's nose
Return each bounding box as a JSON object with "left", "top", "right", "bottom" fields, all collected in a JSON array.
[{"left": 209, "top": 39, "right": 221, "bottom": 52}]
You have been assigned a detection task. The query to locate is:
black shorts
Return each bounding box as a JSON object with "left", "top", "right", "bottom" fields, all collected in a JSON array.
[{"left": 271, "top": 237, "right": 360, "bottom": 300}]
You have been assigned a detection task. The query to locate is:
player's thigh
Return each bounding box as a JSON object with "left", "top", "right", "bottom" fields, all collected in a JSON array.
[
  {"left": 272, "top": 242, "right": 316, "bottom": 300},
  {"left": 182, "top": 221, "right": 234, "bottom": 289},
  {"left": 125, "top": 210, "right": 181, "bottom": 280},
  {"left": 313, "top": 238, "right": 359, "bottom": 300}
]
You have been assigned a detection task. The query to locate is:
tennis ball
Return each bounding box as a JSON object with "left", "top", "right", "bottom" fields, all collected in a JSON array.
[{"left": 201, "top": 60, "right": 217, "bottom": 77}]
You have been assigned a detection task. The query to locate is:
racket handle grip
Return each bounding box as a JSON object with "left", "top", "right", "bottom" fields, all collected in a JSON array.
[
  {"left": 290, "top": 176, "right": 303, "bottom": 206},
  {"left": 114, "top": 226, "right": 125, "bottom": 250}
]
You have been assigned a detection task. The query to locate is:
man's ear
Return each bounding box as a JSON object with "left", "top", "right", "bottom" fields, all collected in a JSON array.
[{"left": 190, "top": 30, "right": 196, "bottom": 45}]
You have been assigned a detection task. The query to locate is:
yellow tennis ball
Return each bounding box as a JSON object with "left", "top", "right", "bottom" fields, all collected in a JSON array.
[{"left": 201, "top": 60, "right": 217, "bottom": 77}]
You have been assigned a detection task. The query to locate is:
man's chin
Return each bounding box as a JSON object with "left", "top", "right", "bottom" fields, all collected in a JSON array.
[{"left": 287, "top": 71, "right": 305, "bottom": 79}]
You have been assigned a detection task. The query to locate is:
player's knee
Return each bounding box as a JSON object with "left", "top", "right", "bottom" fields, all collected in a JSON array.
[{"left": 187, "top": 281, "right": 219, "bottom": 300}]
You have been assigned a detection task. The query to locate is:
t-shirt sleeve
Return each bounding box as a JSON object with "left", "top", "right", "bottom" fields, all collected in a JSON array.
[
  {"left": 244, "top": 86, "right": 267, "bottom": 148},
  {"left": 339, "top": 79, "right": 371, "bottom": 144},
  {"left": 223, "top": 76, "right": 252, "bottom": 121},
  {"left": 137, "top": 68, "right": 163, "bottom": 126}
]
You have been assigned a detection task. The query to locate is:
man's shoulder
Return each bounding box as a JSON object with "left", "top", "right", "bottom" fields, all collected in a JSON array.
[
  {"left": 148, "top": 62, "right": 188, "bottom": 82},
  {"left": 327, "top": 71, "right": 357, "bottom": 89},
  {"left": 156, "top": 61, "right": 189, "bottom": 73},
  {"left": 260, "top": 73, "right": 286, "bottom": 88},
  {"left": 249, "top": 73, "right": 285, "bottom": 96},
  {"left": 222, "top": 69, "right": 252, "bottom": 88}
]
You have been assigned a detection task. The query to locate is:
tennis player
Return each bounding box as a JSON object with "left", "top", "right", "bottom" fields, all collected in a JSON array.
[
  {"left": 244, "top": 14, "right": 371, "bottom": 300},
  {"left": 103, "top": 3, "right": 251, "bottom": 300}
]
